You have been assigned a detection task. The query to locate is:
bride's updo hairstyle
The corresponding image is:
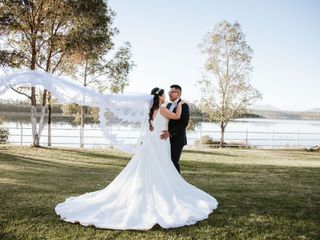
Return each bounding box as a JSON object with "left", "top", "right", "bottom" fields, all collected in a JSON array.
[{"left": 149, "top": 87, "right": 164, "bottom": 131}]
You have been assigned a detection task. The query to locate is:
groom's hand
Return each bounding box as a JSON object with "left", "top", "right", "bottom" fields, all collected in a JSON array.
[{"left": 160, "top": 130, "right": 170, "bottom": 140}]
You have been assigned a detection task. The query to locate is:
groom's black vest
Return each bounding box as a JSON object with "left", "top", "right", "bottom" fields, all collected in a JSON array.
[{"left": 166, "top": 100, "right": 189, "bottom": 147}]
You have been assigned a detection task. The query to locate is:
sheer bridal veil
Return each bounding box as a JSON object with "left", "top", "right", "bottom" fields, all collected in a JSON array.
[{"left": 0, "top": 69, "right": 153, "bottom": 153}]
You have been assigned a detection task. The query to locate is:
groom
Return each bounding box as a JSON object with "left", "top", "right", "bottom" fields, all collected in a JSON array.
[{"left": 160, "top": 84, "right": 189, "bottom": 173}]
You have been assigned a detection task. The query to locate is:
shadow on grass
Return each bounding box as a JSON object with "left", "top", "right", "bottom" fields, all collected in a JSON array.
[
  {"left": 42, "top": 146, "right": 131, "bottom": 162},
  {"left": 185, "top": 149, "right": 241, "bottom": 157},
  {"left": 0, "top": 232, "right": 17, "bottom": 240},
  {"left": 0, "top": 149, "right": 129, "bottom": 172},
  {"left": 0, "top": 152, "right": 93, "bottom": 172}
]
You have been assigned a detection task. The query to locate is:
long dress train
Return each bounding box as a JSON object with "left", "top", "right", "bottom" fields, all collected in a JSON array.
[{"left": 55, "top": 111, "right": 218, "bottom": 230}]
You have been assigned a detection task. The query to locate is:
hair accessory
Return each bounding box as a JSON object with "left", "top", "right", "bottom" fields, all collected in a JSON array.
[{"left": 155, "top": 88, "right": 162, "bottom": 95}]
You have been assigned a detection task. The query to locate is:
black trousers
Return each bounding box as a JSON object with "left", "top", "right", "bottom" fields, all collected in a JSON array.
[{"left": 170, "top": 143, "right": 184, "bottom": 173}]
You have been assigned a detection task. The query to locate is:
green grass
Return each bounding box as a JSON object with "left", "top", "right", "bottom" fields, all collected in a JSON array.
[{"left": 0, "top": 145, "right": 319, "bottom": 240}]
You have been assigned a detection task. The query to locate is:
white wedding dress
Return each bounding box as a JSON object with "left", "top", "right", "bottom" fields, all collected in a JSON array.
[{"left": 55, "top": 110, "right": 218, "bottom": 230}]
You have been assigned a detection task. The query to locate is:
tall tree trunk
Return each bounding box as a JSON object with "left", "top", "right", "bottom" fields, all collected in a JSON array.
[
  {"left": 38, "top": 90, "right": 47, "bottom": 139},
  {"left": 31, "top": 97, "right": 39, "bottom": 146},
  {"left": 47, "top": 92, "right": 52, "bottom": 146},
  {"left": 80, "top": 105, "right": 84, "bottom": 148},
  {"left": 46, "top": 36, "right": 53, "bottom": 146},
  {"left": 80, "top": 60, "right": 88, "bottom": 148},
  {"left": 220, "top": 122, "right": 225, "bottom": 148},
  {"left": 30, "top": 39, "right": 39, "bottom": 147}
]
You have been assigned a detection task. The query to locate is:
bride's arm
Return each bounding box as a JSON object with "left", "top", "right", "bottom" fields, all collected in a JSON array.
[{"left": 160, "top": 102, "right": 184, "bottom": 120}]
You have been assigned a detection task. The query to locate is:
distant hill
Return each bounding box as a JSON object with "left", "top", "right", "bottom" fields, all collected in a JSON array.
[
  {"left": 250, "top": 109, "right": 320, "bottom": 120},
  {"left": 250, "top": 104, "right": 320, "bottom": 120},
  {"left": 307, "top": 108, "right": 320, "bottom": 112},
  {"left": 251, "top": 104, "right": 281, "bottom": 111}
]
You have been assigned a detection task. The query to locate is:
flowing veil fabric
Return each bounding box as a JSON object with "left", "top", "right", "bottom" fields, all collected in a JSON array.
[
  {"left": 0, "top": 69, "right": 152, "bottom": 153},
  {"left": 0, "top": 69, "right": 218, "bottom": 230}
]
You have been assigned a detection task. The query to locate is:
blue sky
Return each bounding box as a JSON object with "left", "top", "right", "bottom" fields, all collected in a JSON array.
[{"left": 109, "top": 0, "right": 320, "bottom": 111}]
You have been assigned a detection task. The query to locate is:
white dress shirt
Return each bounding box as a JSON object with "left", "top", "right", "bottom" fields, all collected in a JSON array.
[{"left": 169, "top": 99, "right": 181, "bottom": 112}]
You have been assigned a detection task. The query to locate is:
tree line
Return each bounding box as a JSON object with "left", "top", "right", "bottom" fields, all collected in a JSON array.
[{"left": 1, "top": 1, "right": 262, "bottom": 148}]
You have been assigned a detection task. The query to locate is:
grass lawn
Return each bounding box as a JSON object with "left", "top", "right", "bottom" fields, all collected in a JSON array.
[{"left": 0, "top": 145, "right": 319, "bottom": 240}]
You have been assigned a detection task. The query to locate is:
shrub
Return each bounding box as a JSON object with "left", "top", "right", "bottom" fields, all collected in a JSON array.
[
  {"left": 195, "top": 135, "right": 249, "bottom": 148},
  {"left": 195, "top": 135, "right": 226, "bottom": 148},
  {"left": 0, "top": 116, "right": 9, "bottom": 143}
]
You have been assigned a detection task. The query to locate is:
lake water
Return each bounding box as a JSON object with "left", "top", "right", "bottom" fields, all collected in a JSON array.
[{"left": 4, "top": 118, "right": 320, "bottom": 149}]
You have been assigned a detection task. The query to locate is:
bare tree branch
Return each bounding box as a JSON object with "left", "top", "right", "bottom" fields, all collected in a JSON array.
[{"left": 10, "top": 86, "right": 31, "bottom": 100}]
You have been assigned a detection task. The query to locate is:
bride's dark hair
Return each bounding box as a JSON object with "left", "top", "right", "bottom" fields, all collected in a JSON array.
[{"left": 149, "top": 87, "right": 164, "bottom": 131}]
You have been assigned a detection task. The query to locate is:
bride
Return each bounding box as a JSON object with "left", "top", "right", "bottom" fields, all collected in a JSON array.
[{"left": 55, "top": 87, "right": 218, "bottom": 230}]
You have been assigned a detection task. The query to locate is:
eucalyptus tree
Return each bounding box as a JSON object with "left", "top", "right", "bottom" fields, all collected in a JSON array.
[{"left": 198, "top": 20, "right": 261, "bottom": 147}]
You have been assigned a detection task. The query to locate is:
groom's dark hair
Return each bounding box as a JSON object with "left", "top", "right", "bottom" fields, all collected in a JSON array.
[{"left": 170, "top": 84, "right": 181, "bottom": 91}]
